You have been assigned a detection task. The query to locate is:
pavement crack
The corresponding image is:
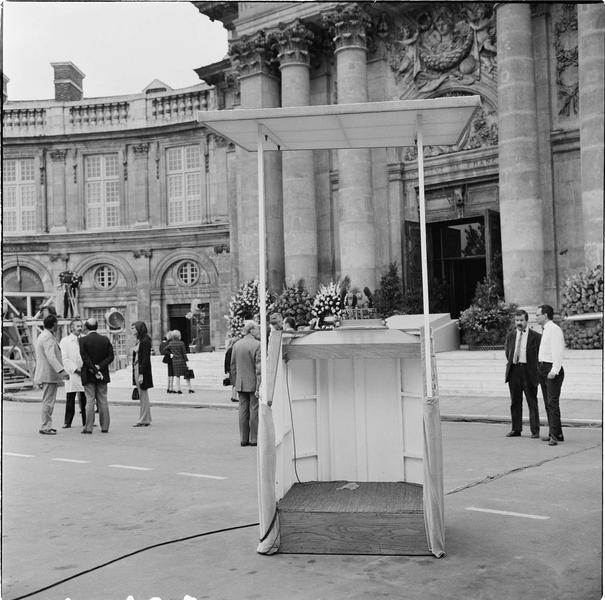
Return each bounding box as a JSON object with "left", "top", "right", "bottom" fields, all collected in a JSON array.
[{"left": 445, "top": 443, "right": 602, "bottom": 496}]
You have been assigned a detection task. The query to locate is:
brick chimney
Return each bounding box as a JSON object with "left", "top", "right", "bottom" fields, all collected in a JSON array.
[{"left": 51, "top": 62, "right": 85, "bottom": 101}]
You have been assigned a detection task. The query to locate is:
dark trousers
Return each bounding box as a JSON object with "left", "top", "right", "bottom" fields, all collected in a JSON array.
[
  {"left": 508, "top": 364, "right": 540, "bottom": 434},
  {"left": 65, "top": 391, "right": 87, "bottom": 426},
  {"left": 538, "top": 362, "right": 565, "bottom": 439},
  {"left": 238, "top": 391, "right": 258, "bottom": 444}
]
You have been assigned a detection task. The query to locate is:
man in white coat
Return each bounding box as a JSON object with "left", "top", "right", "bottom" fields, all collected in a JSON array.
[
  {"left": 60, "top": 319, "right": 86, "bottom": 428},
  {"left": 34, "top": 314, "right": 69, "bottom": 434}
]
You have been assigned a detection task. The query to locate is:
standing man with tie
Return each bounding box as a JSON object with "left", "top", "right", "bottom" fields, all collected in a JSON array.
[
  {"left": 536, "top": 305, "right": 566, "bottom": 446},
  {"left": 504, "top": 309, "right": 542, "bottom": 438}
]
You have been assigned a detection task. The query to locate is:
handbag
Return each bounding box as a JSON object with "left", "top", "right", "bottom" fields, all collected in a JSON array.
[
  {"left": 131, "top": 387, "right": 140, "bottom": 400},
  {"left": 186, "top": 368, "right": 195, "bottom": 380},
  {"left": 223, "top": 375, "right": 231, "bottom": 387},
  {"left": 162, "top": 352, "right": 172, "bottom": 364}
]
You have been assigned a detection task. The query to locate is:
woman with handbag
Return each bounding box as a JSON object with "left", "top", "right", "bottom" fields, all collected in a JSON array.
[
  {"left": 160, "top": 333, "right": 175, "bottom": 393},
  {"left": 167, "top": 329, "right": 190, "bottom": 394},
  {"left": 131, "top": 321, "right": 153, "bottom": 427}
]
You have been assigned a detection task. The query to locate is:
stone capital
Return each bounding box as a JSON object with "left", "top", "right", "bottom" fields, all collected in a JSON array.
[
  {"left": 133, "top": 249, "right": 153, "bottom": 259},
  {"left": 321, "top": 3, "right": 371, "bottom": 52},
  {"left": 271, "top": 19, "right": 315, "bottom": 68},
  {"left": 228, "top": 31, "right": 278, "bottom": 78},
  {"left": 49, "top": 149, "right": 68, "bottom": 162},
  {"left": 132, "top": 143, "right": 150, "bottom": 156},
  {"left": 49, "top": 252, "right": 69, "bottom": 263}
]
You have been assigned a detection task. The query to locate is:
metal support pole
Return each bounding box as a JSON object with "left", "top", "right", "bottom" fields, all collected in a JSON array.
[
  {"left": 257, "top": 124, "right": 268, "bottom": 404},
  {"left": 416, "top": 114, "right": 433, "bottom": 398}
]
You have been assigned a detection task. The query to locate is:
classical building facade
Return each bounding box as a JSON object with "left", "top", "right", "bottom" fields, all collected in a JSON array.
[
  {"left": 3, "top": 2, "right": 603, "bottom": 350},
  {"left": 194, "top": 1, "right": 603, "bottom": 316},
  {"left": 2, "top": 65, "right": 233, "bottom": 352}
]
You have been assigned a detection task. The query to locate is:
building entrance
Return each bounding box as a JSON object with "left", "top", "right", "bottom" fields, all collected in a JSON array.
[
  {"left": 428, "top": 211, "right": 501, "bottom": 317},
  {"left": 168, "top": 304, "right": 192, "bottom": 348},
  {"left": 167, "top": 302, "right": 211, "bottom": 352}
]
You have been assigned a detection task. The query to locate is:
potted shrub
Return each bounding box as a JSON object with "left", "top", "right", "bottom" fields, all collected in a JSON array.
[{"left": 458, "top": 276, "right": 517, "bottom": 349}]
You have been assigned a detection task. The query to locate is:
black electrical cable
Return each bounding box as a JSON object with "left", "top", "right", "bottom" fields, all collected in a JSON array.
[{"left": 9, "top": 522, "right": 259, "bottom": 600}]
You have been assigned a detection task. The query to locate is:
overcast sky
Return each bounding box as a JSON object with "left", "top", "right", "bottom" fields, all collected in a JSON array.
[{"left": 3, "top": 1, "right": 229, "bottom": 101}]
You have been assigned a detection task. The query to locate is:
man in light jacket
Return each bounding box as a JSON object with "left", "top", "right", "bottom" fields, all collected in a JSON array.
[
  {"left": 230, "top": 320, "right": 261, "bottom": 446},
  {"left": 34, "top": 314, "right": 69, "bottom": 435},
  {"left": 60, "top": 319, "right": 86, "bottom": 428}
]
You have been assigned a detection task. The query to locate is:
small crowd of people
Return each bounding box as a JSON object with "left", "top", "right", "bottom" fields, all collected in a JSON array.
[
  {"left": 33, "top": 303, "right": 566, "bottom": 448},
  {"left": 504, "top": 304, "right": 566, "bottom": 446},
  {"left": 34, "top": 314, "right": 156, "bottom": 434}
]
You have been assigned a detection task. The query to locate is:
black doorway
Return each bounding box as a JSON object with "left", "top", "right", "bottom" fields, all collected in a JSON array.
[
  {"left": 168, "top": 304, "right": 191, "bottom": 348},
  {"left": 430, "top": 218, "right": 489, "bottom": 317}
]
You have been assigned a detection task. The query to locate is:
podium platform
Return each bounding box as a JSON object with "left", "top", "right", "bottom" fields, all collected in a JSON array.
[{"left": 257, "top": 323, "right": 445, "bottom": 557}]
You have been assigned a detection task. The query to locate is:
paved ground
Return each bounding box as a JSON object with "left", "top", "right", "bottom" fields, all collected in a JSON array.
[
  {"left": 5, "top": 384, "right": 602, "bottom": 428},
  {"left": 2, "top": 403, "right": 602, "bottom": 600}
]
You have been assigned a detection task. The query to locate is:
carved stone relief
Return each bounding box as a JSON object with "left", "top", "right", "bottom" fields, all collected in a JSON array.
[
  {"left": 553, "top": 3, "right": 578, "bottom": 118},
  {"left": 404, "top": 91, "right": 498, "bottom": 160},
  {"left": 386, "top": 3, "right": 496, "bottom": 96}
]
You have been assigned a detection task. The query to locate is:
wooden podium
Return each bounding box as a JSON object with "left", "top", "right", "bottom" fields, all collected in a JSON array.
[{"left": 260, "top": 320, "right": 444, "bottom": 556}]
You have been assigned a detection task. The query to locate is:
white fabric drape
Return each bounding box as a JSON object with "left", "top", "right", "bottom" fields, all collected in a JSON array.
[
  {"left": 421, "top": 330, "right": 445, "bottom": 557},
  {"left": 256, "top": 332, "right": 282, "bottom": 555}
]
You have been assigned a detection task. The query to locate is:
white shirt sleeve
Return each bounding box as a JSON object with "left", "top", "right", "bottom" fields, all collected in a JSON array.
[{"left": 550, "top": 325, "right": 565, "bottom": 375}]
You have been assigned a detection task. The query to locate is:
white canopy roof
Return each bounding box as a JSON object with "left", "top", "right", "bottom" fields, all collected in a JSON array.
[{"left": 198, "top": 96, "right": 481, "bottom": 152}]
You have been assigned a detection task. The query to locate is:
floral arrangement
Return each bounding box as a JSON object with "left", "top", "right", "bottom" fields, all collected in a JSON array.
[
  {"left": 311, "top": 281, "right": 344, "bottom": 329},
  {"left": 457, "top": 276, "right": 517, "bottom": 348},
  {"left": 561, "top": 265, "right": 603, "bottom": 316},
  {"left": 226, "top": 280, "right": 261, "bottom": 340},
  {"left": 269, "top": 281, "right": 314, "bottom": 328},
  {"left": 58, "top": 270, "right": 82, "bottom": 288},
  {"left": 560, "top": 265, "right": 603, "bottom": 349}
]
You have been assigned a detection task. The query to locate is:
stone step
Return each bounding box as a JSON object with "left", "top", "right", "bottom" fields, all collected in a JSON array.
[
  {"left": 111, "top": 349, "right": 602, "bottom": 397},
  {"left": 436, "top": 349, "right": 602, "bottom": 400}
]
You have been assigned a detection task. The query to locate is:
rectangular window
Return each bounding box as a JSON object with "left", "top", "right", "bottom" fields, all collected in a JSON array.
[
  {"left": 85, "top": 154, "right": 120, "bottom": 229},
  {"left": 166, "top": 145, "right": 202, "bottom": 225},
  {"left": 2, "top": 158, "right": 37, "bottom": 234}
]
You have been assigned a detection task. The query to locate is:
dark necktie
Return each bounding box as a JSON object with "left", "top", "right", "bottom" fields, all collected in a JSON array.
[{"left": 513, "top": 331, "right": 523, "bottom": 364}]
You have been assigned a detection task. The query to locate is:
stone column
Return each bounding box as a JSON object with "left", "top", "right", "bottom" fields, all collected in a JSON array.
[
  {"left": 274, "top": 20, "right": 319, "bottom": 291},
  {"left": 48, "top": 149, "right": 68, "bottom": 232},
  {"left": 131, "top": 143, "right": 150, "bottom": 228},
  {"left": 496, "top": 3, "right": 543, "bottom": 305},
  {"left": 578, "top": 4, "right": 604, "bottom": 268},
  {"left": 132, "top": 249, "right": 152, "bottom": 326},
  {"left": 228, "top": 32, "right": 284, "bottom": 291},
  {"left": 324, "top": 4, "right": 376, "bottom": 290}
]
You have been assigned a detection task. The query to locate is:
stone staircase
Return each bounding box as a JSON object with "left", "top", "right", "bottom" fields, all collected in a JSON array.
[
  {"left": 113, "top": 349, "right": 602, "bottom": 399},
  {"left": 436, "top": 349, "right": 603, "bottom": 400}
]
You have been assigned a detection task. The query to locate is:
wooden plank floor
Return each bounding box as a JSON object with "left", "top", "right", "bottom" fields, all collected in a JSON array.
[
  {"left": 278, "top": 481, "right": 423, "bottom": 513},
  {"left": 277, "top": 481, "right": 428, "bottom": 555}
]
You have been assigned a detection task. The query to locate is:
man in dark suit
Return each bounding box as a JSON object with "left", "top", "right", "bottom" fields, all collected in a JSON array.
[
  {"left": 230, "top": 320, "right": 261, "bottom": 447},
  {"left": 504, "top": 309, "right": 541, "bottom": 438},
  {"left": 79, "top": 318, "right": 114, "bottom": 434}
]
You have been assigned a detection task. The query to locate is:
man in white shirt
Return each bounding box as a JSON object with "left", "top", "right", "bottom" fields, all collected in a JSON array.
[
  {"left": 504, "top": 309, "right": 542, "bottom": 438},
  {"left": 536, "top": 304, "right": 566, "bottom": 446},
  {"left": 60, "top": 319, "right": 86, "bottom": 428}
]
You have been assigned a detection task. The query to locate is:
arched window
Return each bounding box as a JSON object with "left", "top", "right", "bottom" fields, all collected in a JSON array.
[
  {"left": 176, "top": 261, "right": 199, "bottom": 286},
  {"left": 94, "top": 265, "right": 117, "bottom": 290}
]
